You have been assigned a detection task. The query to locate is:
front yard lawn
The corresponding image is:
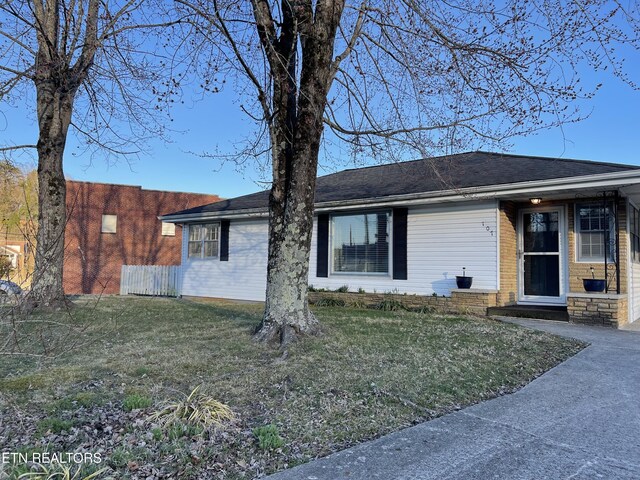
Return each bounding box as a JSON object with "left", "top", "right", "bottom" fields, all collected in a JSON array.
[{"left": 0, "top": 297, "right": 584, "bottom": 479}]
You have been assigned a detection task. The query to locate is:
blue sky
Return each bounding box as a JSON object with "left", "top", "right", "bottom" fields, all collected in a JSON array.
[{"left": 1, "top": 66, "right": 639, "bottom": 200}]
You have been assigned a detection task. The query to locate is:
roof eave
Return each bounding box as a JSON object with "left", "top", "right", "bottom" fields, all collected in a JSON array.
[
  {"left": 161, "top": 170, "right": 640, "bottom": 222},
  {"left": 316, "top": 169, "right": 640, "bottom": 210},
  {"left": 159, "top": 207, "right": 269, "bottom": 223}
]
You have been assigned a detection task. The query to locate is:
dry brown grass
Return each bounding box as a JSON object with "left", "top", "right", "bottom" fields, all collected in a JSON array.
[{"left": 0, "top": 296, "right": 584, "bottom": 479}]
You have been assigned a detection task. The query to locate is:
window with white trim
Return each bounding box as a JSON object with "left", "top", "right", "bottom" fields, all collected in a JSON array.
[
  {"left": 188, "top": 223, "right": 219, "bottom": 258},
  {"left": 101, "top": 214, "right": 117, "bottom": 234},
  {"left": 331, "top": 211, "right": 390, "bottom": 274},
  {"left": 576, "top": 203, "right": 615, "bottom": 262},
  {"left": 161, "top": 221, "right": 176, "bottom": 236}
]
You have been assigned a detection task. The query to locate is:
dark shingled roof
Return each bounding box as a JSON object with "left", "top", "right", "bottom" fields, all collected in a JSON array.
[{"left": 167, "top": 151, "right": 639, "bottom": 217}]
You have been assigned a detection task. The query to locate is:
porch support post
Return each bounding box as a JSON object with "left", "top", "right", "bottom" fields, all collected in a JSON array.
[
  {"left": 615, "top": 190, "right": 621, "bottom": 294},
  {"left": 603, "top": 191, "right": 608, "bottom": 293}
]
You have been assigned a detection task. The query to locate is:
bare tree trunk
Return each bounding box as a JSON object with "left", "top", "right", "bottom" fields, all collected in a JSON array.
[
  {"left": 30, "top": 82, "right": 74, "bottom": 307},
  {"left": 254, "top": 0, "right": 345, "bottom": 345},
  {"left": 256, "top": 147, "right": 320, "bottom": 345}
]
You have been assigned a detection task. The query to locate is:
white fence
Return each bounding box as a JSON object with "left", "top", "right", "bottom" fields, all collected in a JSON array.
[{"left": 120, "top": 265, "right": 181, "bottom": 297}]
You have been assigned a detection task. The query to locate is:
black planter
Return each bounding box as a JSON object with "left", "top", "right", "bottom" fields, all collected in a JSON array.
[
  {"left": 583, "top": 279, "right": 606, "bottom": 293},
  {"left": 456, "top": 276, "right": 473, "bottom": 289}
]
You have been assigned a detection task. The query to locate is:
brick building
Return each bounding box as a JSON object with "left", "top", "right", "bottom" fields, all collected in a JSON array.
[{"left": 64, "top": 181, "right": 220, "bottom": 294}]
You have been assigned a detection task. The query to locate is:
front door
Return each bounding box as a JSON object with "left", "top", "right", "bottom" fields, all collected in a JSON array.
[{"left": 518, "top": 207, "right": 566, "bottom": 304}]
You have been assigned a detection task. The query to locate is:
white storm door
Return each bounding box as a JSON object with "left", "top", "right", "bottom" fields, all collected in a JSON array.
[{"left": 518, "top": 208, "right": 566, "bottom": 305}]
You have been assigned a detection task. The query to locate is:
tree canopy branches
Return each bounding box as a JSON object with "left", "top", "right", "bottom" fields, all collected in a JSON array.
[{"left": 180, "top": 0, "right": 639, "bottom": 163}]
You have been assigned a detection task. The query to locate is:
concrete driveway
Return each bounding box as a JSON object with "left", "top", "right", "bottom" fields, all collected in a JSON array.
[{"left": 268, "top": 319, "right": 640, "bottom": 479}]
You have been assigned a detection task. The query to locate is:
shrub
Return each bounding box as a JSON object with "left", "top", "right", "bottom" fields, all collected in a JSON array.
[
  {"left": 253, "top": 424, "right": 285, "bottom": 450},
  {"left": 335, "top": 285, "right": 349, "bottom": 293},
  {"left": 374, "top": 299, "right": 406, "bottom": 312},
  {"left": 122, "top": 393, "right": 153, "bottom": 411},
  {"left": 148, "top": 386, "right": 234, "bottom": 431},
  {"left": 314, "top": 297, "right": 346, "bottom": 307}
]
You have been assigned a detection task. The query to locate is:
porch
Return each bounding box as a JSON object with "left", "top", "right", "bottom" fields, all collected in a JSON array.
[{"left": 497, "top": 186, "right": 640, "bottom": 328}]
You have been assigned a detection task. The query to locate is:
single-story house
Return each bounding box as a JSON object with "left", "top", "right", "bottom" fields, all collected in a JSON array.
[{"left": 160, "top": 151, "right": 640, "bottom": 328}]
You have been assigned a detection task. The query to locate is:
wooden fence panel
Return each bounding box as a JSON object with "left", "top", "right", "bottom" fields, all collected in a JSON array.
[{"left": 120, "top": 265, "right": 181, "bottom": 297}]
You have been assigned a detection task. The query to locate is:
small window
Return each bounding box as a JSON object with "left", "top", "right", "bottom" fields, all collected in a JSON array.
[
  {"left": 161, "top": 221, "right": 176, "bottom": 236},
  {"left": 101, "top": 214, "right": 117, "bottom": 234},
  {"left": 331, "top": 211, "right": 390, "bottom": 274},
  {"left": 188, "top": 223, "right": 219, "bottom": 258},
  {"left": 576, "top": 203, "right": 615, "bottom": 262}
]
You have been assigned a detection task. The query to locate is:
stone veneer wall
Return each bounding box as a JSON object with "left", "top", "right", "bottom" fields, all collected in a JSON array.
[
  {"left": 308, "top": 289, "right": 497, "bottom": 316},
  {"left": 567, "top": 293, "right": 628, "bottom": 328}
]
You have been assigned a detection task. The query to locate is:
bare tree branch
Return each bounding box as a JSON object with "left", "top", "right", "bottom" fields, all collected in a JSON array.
[{"left": 0, "top": 145, "right": 37, "bottom": 152}]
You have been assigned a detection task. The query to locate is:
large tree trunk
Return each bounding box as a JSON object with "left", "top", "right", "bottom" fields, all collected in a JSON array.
[
  {"left": 255, "top": 145, "right": 321, "bottom": 345},
  {"left": 30, "top": 83, "right": 74, "bottom": 307},
  {"left": 27, "top": 0, "right": 96, "bottom": 307},
  {"left": 254, "top": 1, "right": 345, "bottom": 346}
]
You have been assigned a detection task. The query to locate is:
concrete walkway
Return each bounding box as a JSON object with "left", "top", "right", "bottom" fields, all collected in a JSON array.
[{"left": 268, "top": 319, "right": 640, "bottom": 480}]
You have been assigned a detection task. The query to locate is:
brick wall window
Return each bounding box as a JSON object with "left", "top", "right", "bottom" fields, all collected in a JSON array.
[
  {"left": 576, "top": 203, "right": 615, "bottom": 262},
  {"left": 161, "top": 221, "right": 176, "bottom": 236},
  {"left": 101, "top": 214, "right": 117, "bottom": 234},
  {"left": 188, "top": 223, "right": 219, "bottom": 258}
]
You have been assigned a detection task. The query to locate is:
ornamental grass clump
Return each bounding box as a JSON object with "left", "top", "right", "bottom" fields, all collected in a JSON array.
[
  {"left": 149, "top": 386, "right": 234, "bottom": 431},
  {"left": 18, "top": 463, "right": 108, "bottom": 480}
]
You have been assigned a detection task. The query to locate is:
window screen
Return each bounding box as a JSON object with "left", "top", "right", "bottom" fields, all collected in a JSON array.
[
  {"left": 331, "top": 212, "right": 390, "bottom": 274},
  {"left": 188, "top": 223, "right": 219, "bottom": 258},
  {"left": 577, "top": 203, "right": 615, "bottom": 261}
]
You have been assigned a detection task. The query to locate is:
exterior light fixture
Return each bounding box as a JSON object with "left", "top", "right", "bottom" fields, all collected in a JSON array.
[{"left": 530, "top": 197, "right": 542, "bottom": 205}]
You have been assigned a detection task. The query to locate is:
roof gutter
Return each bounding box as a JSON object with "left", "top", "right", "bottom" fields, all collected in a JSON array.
[
  {"left": 159, "top": 208, "right": 268, "bottom": 223},
  {"left": 316, "top": 169, "right": 640, "bottom": 211},
  {"left": 161, "top": 169, "right": 640, "bottom": 222}
]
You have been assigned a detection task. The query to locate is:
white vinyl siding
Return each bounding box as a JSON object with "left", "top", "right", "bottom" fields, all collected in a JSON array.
[
  {"left": 179, "top": 201, "right": 499, "bottom": 301},
  {"left": 180, "top": 219, "right": 268, "bottom": 301},
  {"left": 309, "top": 201, "right": 499, "bottom": 295}
]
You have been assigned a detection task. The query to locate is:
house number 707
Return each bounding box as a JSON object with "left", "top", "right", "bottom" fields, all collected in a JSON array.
[{"left": 481, "top": 221, "right": 495, "bottom": 236}]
